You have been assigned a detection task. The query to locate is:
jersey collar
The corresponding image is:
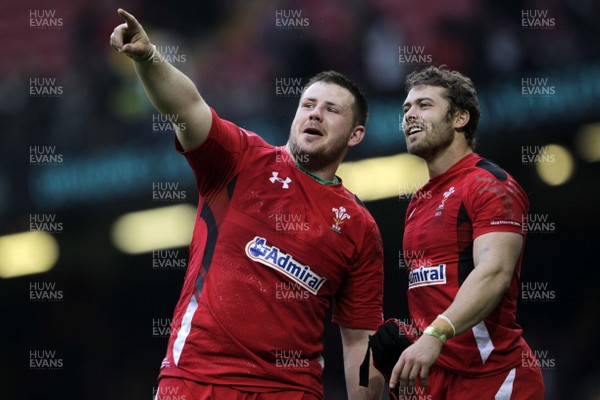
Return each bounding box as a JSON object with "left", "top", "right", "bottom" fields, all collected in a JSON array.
[{"left": 294, "top": 161, "right": 340, "bottom": 185}]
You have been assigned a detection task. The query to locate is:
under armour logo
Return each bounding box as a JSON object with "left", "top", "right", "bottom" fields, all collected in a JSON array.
[{"left": 269, "top": 171, "right": 292, "bottom": 189}]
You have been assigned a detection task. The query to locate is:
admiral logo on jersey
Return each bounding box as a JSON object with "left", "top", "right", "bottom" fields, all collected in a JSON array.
[
  {"left": 408, "top": 264, "right": 446, "bottom": 289},
  {"left": 245, "top": 236, "right": 326, "bottom": 295}
]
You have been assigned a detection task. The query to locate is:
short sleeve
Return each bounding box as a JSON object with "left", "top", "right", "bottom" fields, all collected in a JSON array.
[
  {"left": 331, "top": 221, "right": 384, "bottom": 331},
  {"left": 174, "top": 108, "right": 248, "bottom": 197},
  {"left": 465, "top": 170, "right": 530, "bottom": 239}
]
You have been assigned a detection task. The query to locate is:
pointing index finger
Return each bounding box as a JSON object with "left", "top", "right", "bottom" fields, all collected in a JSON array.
[{"left": 117, "top": 8, "right": 141, "bottom": 30}]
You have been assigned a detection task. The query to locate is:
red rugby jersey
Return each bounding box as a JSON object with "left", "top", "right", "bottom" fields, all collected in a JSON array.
[
  {"left": 403, "top": 153, "right": 531, "bottom": 376},
  {"left": 158, "top": 108, "right": 384, "bottom": 398}
]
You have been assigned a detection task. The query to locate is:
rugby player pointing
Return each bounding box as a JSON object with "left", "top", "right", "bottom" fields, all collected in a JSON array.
[
  {"left": 110, "top": 9, "right": 385, "bottom": 400},
  {"left": 389, "top": 66, "right": 544, "bottom": 399}
]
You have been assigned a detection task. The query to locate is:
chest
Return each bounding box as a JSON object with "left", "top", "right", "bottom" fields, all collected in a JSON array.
[
  {"left": 217, "top": 158, "right": 361, "bottom": 294},
  {"left": 404, "top": 184, "right": 473, "bottom": 254}
]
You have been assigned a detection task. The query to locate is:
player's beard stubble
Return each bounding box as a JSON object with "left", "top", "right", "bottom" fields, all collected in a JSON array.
[
  {"left": 287, "top": 130, "right": 350, "bottom": 173},
  {"left": 406, "top": 114, "right": 455, "bottom": 159}
]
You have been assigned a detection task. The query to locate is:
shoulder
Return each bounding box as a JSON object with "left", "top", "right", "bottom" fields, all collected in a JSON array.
[
  {"left": 456, "top": 154, "right": 509, "bottom": 183},
  {"left": 240, "top": 126, "right": 273, "bottom": 150},
  {"left": 459, "top": 155, "right": 529, "bottom": 209},
  {"left": 459, "top": 154, "right": 521, "bottom": 191},
  {"left": 337, "top": 187, "right": 381, "bottom": 233},
  {"left": 211, "top": 108, "right": 273, "bottom": 150},
  {"left": 472, "top": 157, "right": 509, "bottom": 182}
]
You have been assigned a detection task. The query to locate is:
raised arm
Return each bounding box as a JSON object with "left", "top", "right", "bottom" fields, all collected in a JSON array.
[
  {"left": 389, "top": 231, "right": 523, "bottom": 390},
  {"left": 340, "top": 326, "right": 384, "bottom": 400},
  {"left": 110, "top": 8, "right": 212, "bottom": 150}
]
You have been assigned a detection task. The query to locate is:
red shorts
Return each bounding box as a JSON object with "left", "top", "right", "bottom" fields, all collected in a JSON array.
[
  {"left": 155, "top": 377, "right": 321, "bottom": 400},
  {"left": 398, "top": 360, "right": 544, "bottom": 400}
]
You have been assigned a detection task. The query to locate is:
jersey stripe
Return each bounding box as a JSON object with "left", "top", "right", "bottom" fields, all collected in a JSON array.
[
  {"left": 494, "top": 367, "right": 516, "bottom": 399},
  {"left": 196, "top": 202, "right": 218, "bottom": 292},
  {"left": 456, "top": 202, "right": 474, "bottom": 286},
  {"left": 472, "top": 320, "right": 495, "bottom": 364},
  {"left": 227, "top": 174, "right": 238, "bottom": 199},
  {"left": 173, "top": 202, "right": 220, "bottom": 365},
  {"left": 173, "top": 295, "right": 198, "bottom": 365}
]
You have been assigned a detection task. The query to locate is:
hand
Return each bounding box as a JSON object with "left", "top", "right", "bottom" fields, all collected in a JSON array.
[
  {"left": 389, "top": 333, "right": 443, "bottom": 390},
  {"left": 110, "top": 8, "right": 154, "bottom": 62}
]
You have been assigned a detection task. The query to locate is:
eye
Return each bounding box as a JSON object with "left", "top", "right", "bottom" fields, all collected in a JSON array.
[
  {"left": 420, "top": 103, "right": 431, "bottom": 108},
  {"left": 303, "top": 102, "right": 314, "bottom": 108},
  {"left": 327, "top": 107, "right": 338, "bottom": 113}
]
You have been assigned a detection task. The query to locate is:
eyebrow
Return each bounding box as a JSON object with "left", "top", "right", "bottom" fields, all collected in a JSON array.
[
  {"left": 403, "top": 96, "right": 435, "bottom": 108},
  {"left": 302, "top": 97, "right": 344, "bottom": 108}
]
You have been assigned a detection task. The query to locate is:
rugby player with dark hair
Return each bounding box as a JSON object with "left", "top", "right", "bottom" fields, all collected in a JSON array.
[
  {"left": 387, "top": 65, "right": 544, "bottom": 399},
  {"left": 110, "top": 9, "right": 385, "bottom": 400}
]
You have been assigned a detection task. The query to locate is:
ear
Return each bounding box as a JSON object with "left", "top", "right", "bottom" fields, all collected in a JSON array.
[
  {"left": 347, "top": 125, "right": 366, "bottom": 148},
  {"left": 454, "top": 109, "right": 470, "bottom": 130}
]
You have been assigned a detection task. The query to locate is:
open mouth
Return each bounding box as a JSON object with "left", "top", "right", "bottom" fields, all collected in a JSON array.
[
  {"left": 406, "top": 125, "right": 425, "bottom": 136},
  {"left": 303, "top": 127, "right": 324, "bottom": 136}
]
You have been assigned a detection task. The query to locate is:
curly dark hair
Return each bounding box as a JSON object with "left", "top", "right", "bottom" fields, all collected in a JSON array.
[
  {"left": 406, "top": 66, "right": 480, "bottom": 148},
  {"left": 304, "top": 70, "right": 368, "bottom": 127}
]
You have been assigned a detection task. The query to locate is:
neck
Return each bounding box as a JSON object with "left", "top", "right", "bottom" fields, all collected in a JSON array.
[
  {"left": 285, "top": 145, "right": 340, "bottom": 183},
  {"left": 425, "top": 142, "right": 473, "bottom": 178}
]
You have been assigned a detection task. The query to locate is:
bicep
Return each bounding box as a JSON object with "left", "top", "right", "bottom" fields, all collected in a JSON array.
[
  {"left": 473, "top": 231, "right": 523, "bottom": 285},
  {"left": 176, "top": 98, "right": 213, "bottom": 151}
]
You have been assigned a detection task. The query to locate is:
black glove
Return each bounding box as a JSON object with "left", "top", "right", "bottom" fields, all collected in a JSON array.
[{"left": 359, "top": 318, "right": 415, "bottom": 399}]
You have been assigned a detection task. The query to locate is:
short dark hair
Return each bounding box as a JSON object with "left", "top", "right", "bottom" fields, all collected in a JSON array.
[
  {"left": 406, "top": 65, "right": 480, "bottom": 148},
  {"left": 304, "top": 71, "right": 369, "bottom": 127}
]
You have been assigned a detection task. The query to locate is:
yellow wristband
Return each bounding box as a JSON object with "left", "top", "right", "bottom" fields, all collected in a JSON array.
[
  {"left": 424, "top": 326, "right": 447, "bottom": 344},
  {"left": 437, "top": 314, "right": 456, "bottom": 337}
]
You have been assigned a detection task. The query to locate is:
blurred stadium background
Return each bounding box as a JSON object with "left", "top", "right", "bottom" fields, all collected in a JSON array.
[{"left": 1, "top": 0, "right": 599, "bottom": 398}]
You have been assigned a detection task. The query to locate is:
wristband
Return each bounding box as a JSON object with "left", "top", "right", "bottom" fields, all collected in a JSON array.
[
  {"left": 424, "top": 326, "right": 447, "bottom": 344},
  {"left": 437, "top": 314, "right": 456, "bottom": 337},
  {"left": 137, "top": 44, "right": 156, "bottom": 62}
]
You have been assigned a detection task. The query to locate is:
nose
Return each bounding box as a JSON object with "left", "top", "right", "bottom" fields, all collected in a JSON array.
[
  {"left": 309, "top": 106, "right": 323, "bottom": 121},
  {"left": 403, "top": 106, "right": 417, "bottom": 122}
]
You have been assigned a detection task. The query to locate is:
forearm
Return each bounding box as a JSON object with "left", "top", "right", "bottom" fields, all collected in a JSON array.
[
  {"left": 344, "top": 349, "right": 384, "bottom": 400},
  {"left": 365, "top": 361, "right": 385, "bottom": 399},
  {"left": 442, "top": 262, "right": 510, "bottom": 336},
  {"left": 133, "top": 52, "right": 205, "bottom": 119},
  {"left": 133, "top": 50, "right": 211, "bottom": 149},
  {"left": 434, "top": 232, "right": 521, "bottom": 338},
  {"left": 390, "top": 262, "right": 510, "bottom": 389},
  {"left": 341, "top": 327, "right": 384, "bottom": 400}
]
